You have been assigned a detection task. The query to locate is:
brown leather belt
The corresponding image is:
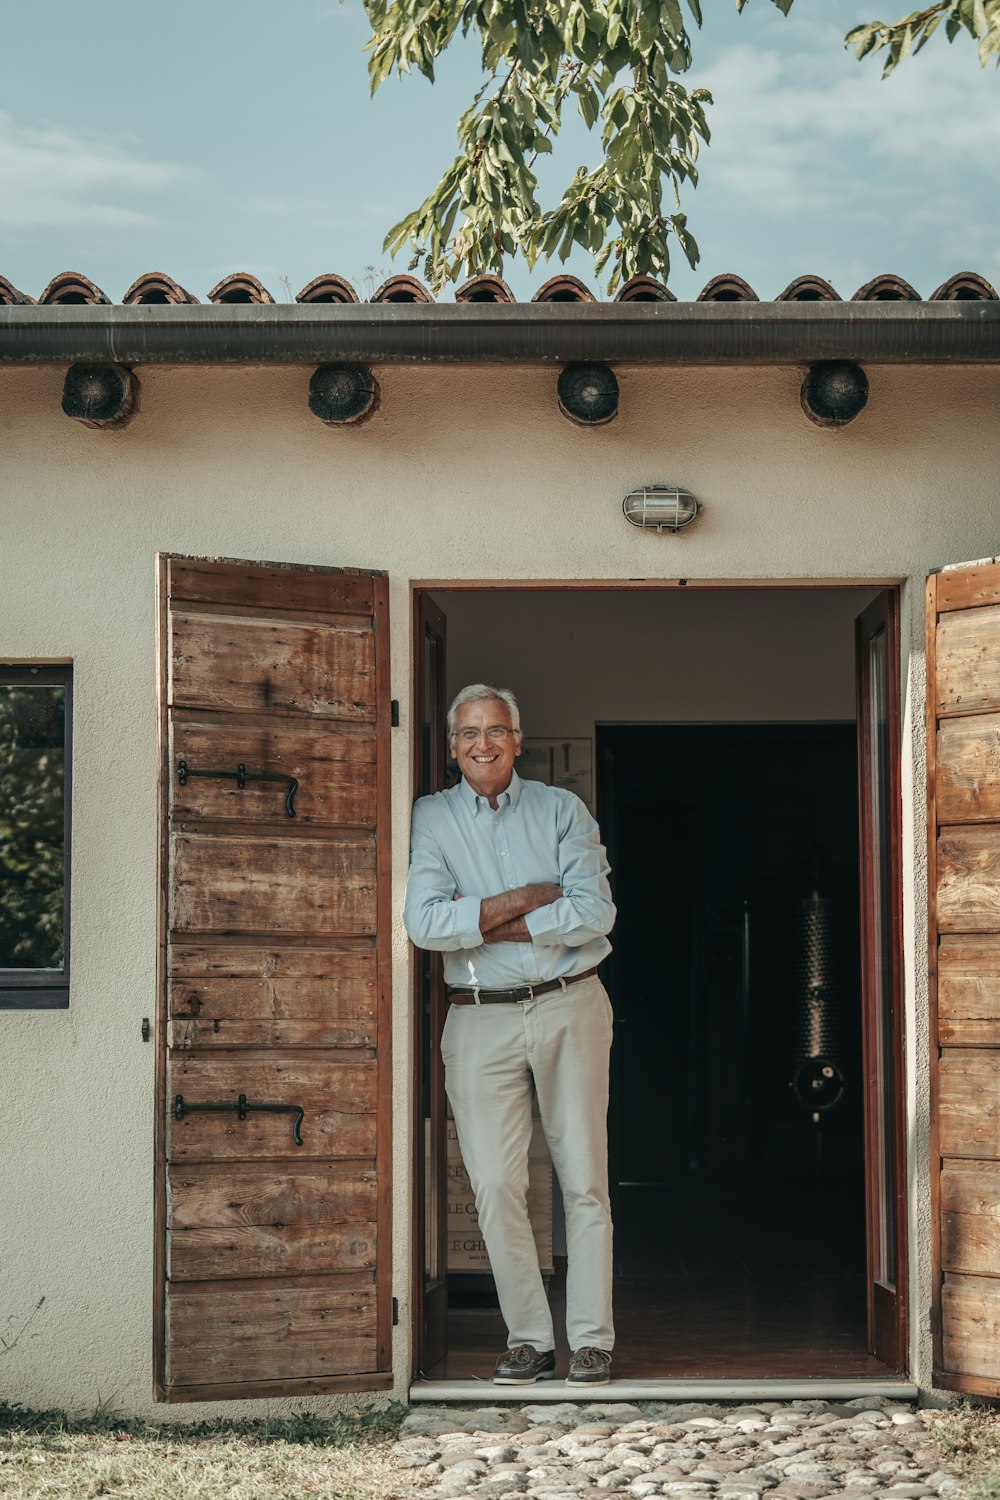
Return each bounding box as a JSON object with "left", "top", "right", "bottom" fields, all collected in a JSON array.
[{"left": 447, "top": 967, "right": 599, "bottom": 1005}]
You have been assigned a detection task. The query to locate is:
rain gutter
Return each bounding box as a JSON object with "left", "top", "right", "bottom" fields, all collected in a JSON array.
[{"left": 0, "top": 299, "right": 998, "bottom": 365}]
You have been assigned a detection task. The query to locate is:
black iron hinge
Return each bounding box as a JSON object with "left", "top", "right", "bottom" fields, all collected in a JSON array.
[
  {"left": 392, "top": 1297, "right": 399, "bottom": 1326},
  {"left": 391, "top": 700, "right": 400, "bottom": 727}
]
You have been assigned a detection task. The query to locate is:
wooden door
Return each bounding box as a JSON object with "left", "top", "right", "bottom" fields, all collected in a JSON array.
[
  {"left": 856, "top": 592, "right": 908, "bottom": 1370},
  {"left": 413, "top": 593, "right": 448, "bottom": 1371},
  {"left": 928, "top": 559, "right": 1000, "bottom": 1395},
  {"left": 155, "top": 555, "right": 392, "bottom": 1403}
]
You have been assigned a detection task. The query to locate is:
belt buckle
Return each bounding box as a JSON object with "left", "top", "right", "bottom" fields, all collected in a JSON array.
[{"left": 520, "top": 984, "right": 533, "bottom": 1004}]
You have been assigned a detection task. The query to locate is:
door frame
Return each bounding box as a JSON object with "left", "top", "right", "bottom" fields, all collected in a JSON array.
[
  {"left": 411, "top": 591, "right": 450, "bottom": 1373},
  {"left": 856, "top": 590, "right": 909, "bottom": 1370},
  {"left": 409, "top": 577, "right": 908, "bottom": 1379}
]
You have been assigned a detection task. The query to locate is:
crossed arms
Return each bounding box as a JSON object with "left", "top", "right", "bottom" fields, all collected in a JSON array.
[
  {"left": 477, "top": 883, "right": 563, "bottom": 944},
  {"left": 402, "top": 793, "right": 615, "bottom": 953}
]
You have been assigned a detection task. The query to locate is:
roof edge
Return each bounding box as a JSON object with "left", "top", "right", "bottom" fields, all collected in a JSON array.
[{"left": 0, "top": 299, "right": 998, "bottom": 365}]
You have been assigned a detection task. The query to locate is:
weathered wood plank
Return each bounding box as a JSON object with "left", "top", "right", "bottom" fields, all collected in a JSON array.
[
  {"left": 168, "top": 946, "right": 376, "bottom": 1048},
  {"left": 938, "top": 717, "right": 1000, "bottom": 825},
  {"left": 168, "top": 1164, "right": 377, "bottom": 1280},
  {"left": 165, "top": 1279, "right": 377, "bottom": 1386},
  {"left": 942, "top": 1272, "right": 1000, "bottom": 1380},
  {"left": 939, "top": 935, "right": 1000, "bottom": 1043},
  {"left": 937, "top": 607, "right": 1000, "bottom": 718},
  {"left": 164, "top": 1371, "right": 393, "bottom": 1404},
  {"left": 940, "top": 1160, "right": 1000, "bottom": 1277},
  {"left": 938, "top": 826, "right": 1000, "bottom": 932},
  {"left": 941, "top": 936, "right": 1000, "bottom": 1044},
  {"left": 170, "top": 943, "right": 375, "bottom": 976},
  {"left": 940, "top": 1019, "right": 1000, "bottom": 1046},
  {"left": 170, "top": 613, "right": 375, "bottom": 719},
  {"left": 168, "top": 559, "right": 374, "bottom": 617},
  {"left": 936, "top": 561, "right": 1000, "bottom": 616},
  {"left": 168, "top": 1018, "right": 375, "bottom": 1049},
  {"left": 167, "top": 1056, "right": 376, "bottom": 1160},
  {"left": 939, "top": 1049, "right": 1000, "bottom": 1159},
  {"left": 170, "top": 719, "right": 376, "bottom": 827},
  {"left": 940, "top": 936, "right": 1000, "bottom": 1018},
  {"left": 170, "top": 832, "right": 376, "bottom": 936}
]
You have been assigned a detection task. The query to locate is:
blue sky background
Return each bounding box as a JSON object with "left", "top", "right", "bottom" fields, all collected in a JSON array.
[{"left": 0, "top": 0, "right": 996, "bottom": 302}]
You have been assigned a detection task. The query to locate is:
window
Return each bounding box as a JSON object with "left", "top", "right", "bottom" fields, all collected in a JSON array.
[{"left": 0, "top": 666, "right": 72, "bottom": 1008}]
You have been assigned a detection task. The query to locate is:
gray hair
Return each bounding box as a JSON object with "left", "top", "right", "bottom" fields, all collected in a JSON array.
[{"left": 447, "top": 683, "right": 522, "bottom": 739}]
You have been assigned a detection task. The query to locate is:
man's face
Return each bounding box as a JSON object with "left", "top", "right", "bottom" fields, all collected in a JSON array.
[{"left": 451, "top": 697, "right": 521, "bottom": 802}]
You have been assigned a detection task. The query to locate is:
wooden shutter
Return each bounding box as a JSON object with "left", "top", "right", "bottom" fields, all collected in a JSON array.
[
  {"left": 154, "top": 556, "right": 392, "bottom": 1403},
  {"left": 928, "top": 560, "right": 1000, "bottom": 1395}
]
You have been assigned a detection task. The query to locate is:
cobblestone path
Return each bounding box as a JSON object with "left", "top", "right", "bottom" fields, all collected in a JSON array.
[{"left": 392, "top": 1399, "right": 962, "bottom": 1500}]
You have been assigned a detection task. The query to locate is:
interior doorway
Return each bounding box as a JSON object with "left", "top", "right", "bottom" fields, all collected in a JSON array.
[{"left": 411, "top": 583, "right": 906, "bottom": 1382}]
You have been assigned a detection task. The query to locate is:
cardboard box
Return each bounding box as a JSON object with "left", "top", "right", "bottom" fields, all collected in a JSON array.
[{"left": 443, "top": 1118, "right": 554, "bottom": 1274}]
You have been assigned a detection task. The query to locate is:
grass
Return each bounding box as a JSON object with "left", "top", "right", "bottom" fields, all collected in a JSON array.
[
  {"left": 929, "top": 1402, "right": 1000, "bottom": 1500},
  {"left": 0, "top": 1401, "right": 416, "bottom": 1500}
]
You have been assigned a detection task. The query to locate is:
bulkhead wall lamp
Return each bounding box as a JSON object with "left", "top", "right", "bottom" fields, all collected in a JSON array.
[{"left": 623, "top": 483, "right": 700, "bottom": 533}]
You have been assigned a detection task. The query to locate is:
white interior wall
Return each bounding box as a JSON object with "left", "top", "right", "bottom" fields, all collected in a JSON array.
[{"left": 432, "top": 587, "right": 883, "bottom": 738}]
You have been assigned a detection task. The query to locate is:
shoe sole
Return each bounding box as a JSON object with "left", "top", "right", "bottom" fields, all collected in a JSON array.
[
  {"left": 567, "top": 1375, "right": 611, "bottom": 1385},
  {"left": 493, "top": 1370, "right": 557, "bottom": 1385}
]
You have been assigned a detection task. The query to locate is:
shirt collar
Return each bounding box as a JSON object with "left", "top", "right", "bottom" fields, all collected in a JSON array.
[{"left": 459, "top": 767, "right": 523, "bottom": 816}]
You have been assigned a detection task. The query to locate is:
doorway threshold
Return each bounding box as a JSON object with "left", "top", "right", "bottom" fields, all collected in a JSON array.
[{"left": 410, "top": 1376, "right": 919, "bottom": 1403}]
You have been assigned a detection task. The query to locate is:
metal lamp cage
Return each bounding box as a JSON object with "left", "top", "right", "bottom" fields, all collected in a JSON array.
[{"left": 623, "top": 484, "right": 700, "bottom": 532}]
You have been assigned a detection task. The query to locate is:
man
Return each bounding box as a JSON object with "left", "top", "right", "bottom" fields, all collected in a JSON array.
[{"left": 404, "top": 682, "right": 617, "bottom": 1386}]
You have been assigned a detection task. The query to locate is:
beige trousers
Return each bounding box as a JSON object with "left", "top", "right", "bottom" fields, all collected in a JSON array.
[{"left": 441, "top": 975, "right": 615, "bottom": 1352}]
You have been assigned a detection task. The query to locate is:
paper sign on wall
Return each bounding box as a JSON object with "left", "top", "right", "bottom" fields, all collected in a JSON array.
[{"left": 520, "top": 738, "right": 593, "bottom": 809}]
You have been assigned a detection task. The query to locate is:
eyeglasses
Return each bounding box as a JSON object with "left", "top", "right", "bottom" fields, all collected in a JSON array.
[{"left": 454, "top": 725, "right": 517, "bottom": 744}]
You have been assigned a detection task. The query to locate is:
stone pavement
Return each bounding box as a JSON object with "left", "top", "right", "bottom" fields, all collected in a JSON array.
[{"left": 392, "top": 1399, "right": 962, "bottom": 1500}]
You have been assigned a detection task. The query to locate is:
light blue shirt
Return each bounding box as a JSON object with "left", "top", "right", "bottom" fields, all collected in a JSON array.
[{"left": 403, "top": 770, "right": 615, "bottom": 989}]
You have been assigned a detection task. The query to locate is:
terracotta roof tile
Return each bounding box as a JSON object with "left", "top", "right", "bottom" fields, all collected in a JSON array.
[
  {"left": 296, "top": 273, "right": 359, "bottom": 304},
  {"left": 455, "top": 274, "right": 515, "bottom": 303},
  {"left": 0, "top": 275, "right": 34, "bottom": 306},
  {"left": 122, "top": 272, "right": 199, "bottom": 305},
  {"left": 930, "top": 271, "right": 998, "bottom": 301},
  {"left": 206, "top": 273, "right": 275, "bottom": 304},
  {"left": 853, "top": 274, "right": 920, "bottom": 301},
  {"left": 532, "top": 274, "right": 596, "bottom": 303},
  {"left": 777, "top": 275, "right": 840, "bottom": 302},
  {"left": 615, "top": 275, "right": 676, "bottom": 302},
  {"left": 3, "top": 267, "right": 998, "bottom": 307},
  {"left": 698, "top": 273, "right": 758, "bottom": 302},
  {"left": 39, "top": 271, "right": 110, "bottom": 305},
  {"left": 372, "top": 274, "right": 432, "bottom": 303}
]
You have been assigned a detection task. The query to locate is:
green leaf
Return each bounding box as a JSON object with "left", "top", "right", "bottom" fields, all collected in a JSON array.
[{"left": 578, "top": 84, "right": 599, "bottom": 127}]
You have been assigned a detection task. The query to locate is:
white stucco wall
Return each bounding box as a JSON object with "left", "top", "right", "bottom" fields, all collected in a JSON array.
[{"left": 1, "top": 358, "right": 998, "bottom": 1416}]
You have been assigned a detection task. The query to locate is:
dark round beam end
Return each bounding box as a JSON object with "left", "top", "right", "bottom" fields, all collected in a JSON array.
[
  {"left": 557, "top": 362, "right": 619, "bottom": 425},
  {"left": 61, "top": 363, "right": 139, "bottom": 429},
  {"left": 308, "top": 364, "right": 379, "bottom": 425},
  {"left": 801, "top": 361, "right": 869, "bottom": 427}
]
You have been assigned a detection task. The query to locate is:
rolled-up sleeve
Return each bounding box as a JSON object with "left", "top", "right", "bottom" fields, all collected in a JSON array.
[
  {"left": 403, "top": 803, "right": 484, "bottom": 952},
  {"left": 523, "top": 794, "right": 616, "bottom": 947}
]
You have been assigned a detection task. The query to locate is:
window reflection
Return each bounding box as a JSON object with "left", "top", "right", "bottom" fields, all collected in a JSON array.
[{"left": 0, "top": 683, "right": 66, "bottom": 971}]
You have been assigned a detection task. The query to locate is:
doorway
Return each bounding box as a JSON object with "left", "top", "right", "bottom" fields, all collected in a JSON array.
[{"left": 411, "top": 583, "right": 906, "bottom": 1382}]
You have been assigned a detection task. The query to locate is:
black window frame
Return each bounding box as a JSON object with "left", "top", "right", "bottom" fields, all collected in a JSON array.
[{"left": 0, "top": 664, "right": 73, "bottom": 1010}]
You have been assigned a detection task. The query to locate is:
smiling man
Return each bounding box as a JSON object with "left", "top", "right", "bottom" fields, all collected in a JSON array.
[{"left": 403, "top": 682, "right": 617, "bottom": 1386}]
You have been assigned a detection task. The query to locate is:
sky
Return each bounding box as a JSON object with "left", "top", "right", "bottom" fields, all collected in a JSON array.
[{"left": 0, "top": 0, "right": 997, "bottom": 303}]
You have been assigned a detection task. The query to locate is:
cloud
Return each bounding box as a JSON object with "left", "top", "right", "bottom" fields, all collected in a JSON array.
[
  {"left": 0, "top": 112, "right": 191, "bottom": 231},
  {"left": 697, "top": 31, "right": 1000, "bottom": 220}
]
